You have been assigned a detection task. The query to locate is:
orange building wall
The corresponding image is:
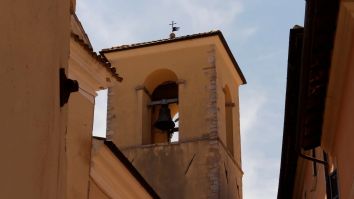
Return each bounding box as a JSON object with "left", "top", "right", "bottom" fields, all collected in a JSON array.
[
  {"left": 330, "top": 14, "right": 354, "bottom": 197},
  {"left": 292, "top": 2, "right": 354, "bottom": 198},
  {"left": 66, "top": 93, "right": 94, "bottom": 199},
  {"left": 322, "top": 2, "right": 354, "bottom": 198},
  {"left": 89, "top": 179, "right": 110, "bottom": 199},
  {"left": 0, "top": 1, "right": 70, "bottom": 198},
  {"left": 293, "top": 149, "right": 327, "bottom": 199},
  {"left": 103, "top": 34, "right": 244, "bottom": 198},
  {"left": 105, "top": 43, "right": 213, "bottom": 147}
]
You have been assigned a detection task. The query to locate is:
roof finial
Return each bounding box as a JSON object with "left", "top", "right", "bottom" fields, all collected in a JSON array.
[{"left": 169, "top": 21, "right": 180, "bottom": 39}]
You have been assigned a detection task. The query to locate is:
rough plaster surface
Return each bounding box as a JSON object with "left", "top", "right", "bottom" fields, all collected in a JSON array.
[
  {"left": 67, "top": 93, "right": 93, "bottom": 199},
  {"left": 122, "top": 138, "right": 241, "bottom": 199}
]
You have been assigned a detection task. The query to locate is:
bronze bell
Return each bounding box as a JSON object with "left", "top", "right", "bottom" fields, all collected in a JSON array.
[{"left": 154, "top": 104, "right": 175, "bottom": 131}]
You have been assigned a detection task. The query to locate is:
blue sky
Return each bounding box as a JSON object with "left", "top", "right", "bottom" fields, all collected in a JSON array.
[{"left": 77, "top": 1, "right": 305, "bottom": 198}]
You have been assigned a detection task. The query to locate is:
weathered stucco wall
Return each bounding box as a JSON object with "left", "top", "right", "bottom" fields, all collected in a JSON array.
[
  {"left": 67, "top": 93, "right": 94, "bottom": 199},
  {"left": 89, "top": 179, "right": 110, "bottom": 199},
  {"left": 90, "top": 143, "right": 154, "bottom": 199},
  {"left": 105, "top": 42, "right": 214, "bottom": 147},
  {"left": 122, "top": 139, "right": 243, "bottom": 199},
  {"left": 291, "top": 149, "right": 327, "bottom": 199},
  {"left": 104, "top": 35, "right": 244, "bottom": 199},
  {"left": 322, "top": 2, "right": 354, "bottom": 198},
  {"left": 0, "top": 1, "right": 70, "bottom": 198},
  {"left": 218, "top": 141, "right": 243, "bottom": 199},
  {"left": 121, "top": 140, "right": 215, "bottom": 199},
  {"left": 215, "top": 47, "right": 243, "bottom": 165}
]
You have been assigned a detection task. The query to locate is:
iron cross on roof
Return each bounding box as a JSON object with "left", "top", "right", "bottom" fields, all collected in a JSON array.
[{"left": 169, "top": 21, "right": 180, "bottom": 32}]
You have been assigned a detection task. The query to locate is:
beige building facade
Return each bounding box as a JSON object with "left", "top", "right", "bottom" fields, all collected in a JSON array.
[
  {"left": 0, "top": 1, "right": 160, "bottom": 198},
  {"left": 101, "top": 31, "right": 246, "bottom": 199},
  {"left": 0, "top": 1, "right": 71, "bottom": 198},
  {"left": 67, "top": 12, "right": 159, "bottom": 199},
  {"left": 66, "top": 13, "right": 122, "bottom": 199}
]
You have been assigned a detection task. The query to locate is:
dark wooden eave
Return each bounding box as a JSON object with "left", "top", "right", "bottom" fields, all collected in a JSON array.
[
  {"left": 297, "top": 0, "right": 339, "bottom": 150},
  {"left": 277, "top": 26, "right": 304, "bottom": 199},
  {"left": 100, "top": 30, "right": 246, "bottom": 84}
]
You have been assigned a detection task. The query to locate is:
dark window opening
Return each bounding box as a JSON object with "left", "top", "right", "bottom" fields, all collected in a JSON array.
[{"left": 329, "top": 170, "right": 339, "bottom": 199}]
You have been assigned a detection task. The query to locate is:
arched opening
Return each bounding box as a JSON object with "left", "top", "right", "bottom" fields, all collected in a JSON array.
[
  {"left": 150, "top": 81, "right": 179, "bottom": 143},
  {"left": 141, "top": 69, "right": 179, "bottom": 144},
  {"left": 144, "top": 69, "right": 178, "bottom": 94},
  {"left": 224, "top": 85, "right": 234, "bottom": 156}
]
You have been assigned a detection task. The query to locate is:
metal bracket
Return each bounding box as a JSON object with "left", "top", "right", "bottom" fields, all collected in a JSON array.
[
  {"left": 299, "top": 149, "right": 328, "bottom": 166},
  {"left": 60, "top": 68, "right": 79, "bottom": 107}
]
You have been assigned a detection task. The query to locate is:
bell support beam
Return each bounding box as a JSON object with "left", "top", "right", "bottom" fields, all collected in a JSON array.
[{"left": 148, "top": 98, "right": 178, "bottom": 106}]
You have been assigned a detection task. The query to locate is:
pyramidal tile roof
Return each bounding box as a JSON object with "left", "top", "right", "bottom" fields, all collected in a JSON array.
[{"left": 100, "top": 30, "right": 246, "bottom": 84}]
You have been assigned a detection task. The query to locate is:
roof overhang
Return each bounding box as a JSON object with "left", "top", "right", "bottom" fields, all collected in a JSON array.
[
  {"left": 100, "top": 31, "right": 246, "bottom": 84},
  {"left": 277, "top": 26, "right": 304, "bottom": 198},
  {"left": 295, "top": 0, "right": 339, "bottom": 150},
  {"left": 277, "top": 0, "right": 339, "bottom": 198},
  {"left": 70, "top": 33, "right": 123, "bottom": 83}
]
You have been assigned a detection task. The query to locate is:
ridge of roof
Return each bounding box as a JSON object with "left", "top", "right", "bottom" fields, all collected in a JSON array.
[
  {"left": 100, "top": 30, "right": 220, "bottom": 53},
  {"left": 71, "top": 32, "right": 123, "bottom": 82},
  {"left": 72, "top": 13, "right": 93, "bottom": 49},
  {"left": 100, "top": 30, "right": 246, "bottom": 84}
]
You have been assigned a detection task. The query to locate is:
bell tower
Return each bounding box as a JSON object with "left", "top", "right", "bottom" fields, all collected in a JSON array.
[{"left": 101, "top": 31, "right": 246, "bottom": 199}]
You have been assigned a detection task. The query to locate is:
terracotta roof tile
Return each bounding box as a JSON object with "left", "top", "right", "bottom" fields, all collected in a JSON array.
[
  {"left": 71, "top": 13, "right": 93, "bottom": 49},
  {"left": 100, "top": 30, "right": 221, "bottom": 53},
  {"left": 71, "top": 32, "right": 123, "bottom": 82}
]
